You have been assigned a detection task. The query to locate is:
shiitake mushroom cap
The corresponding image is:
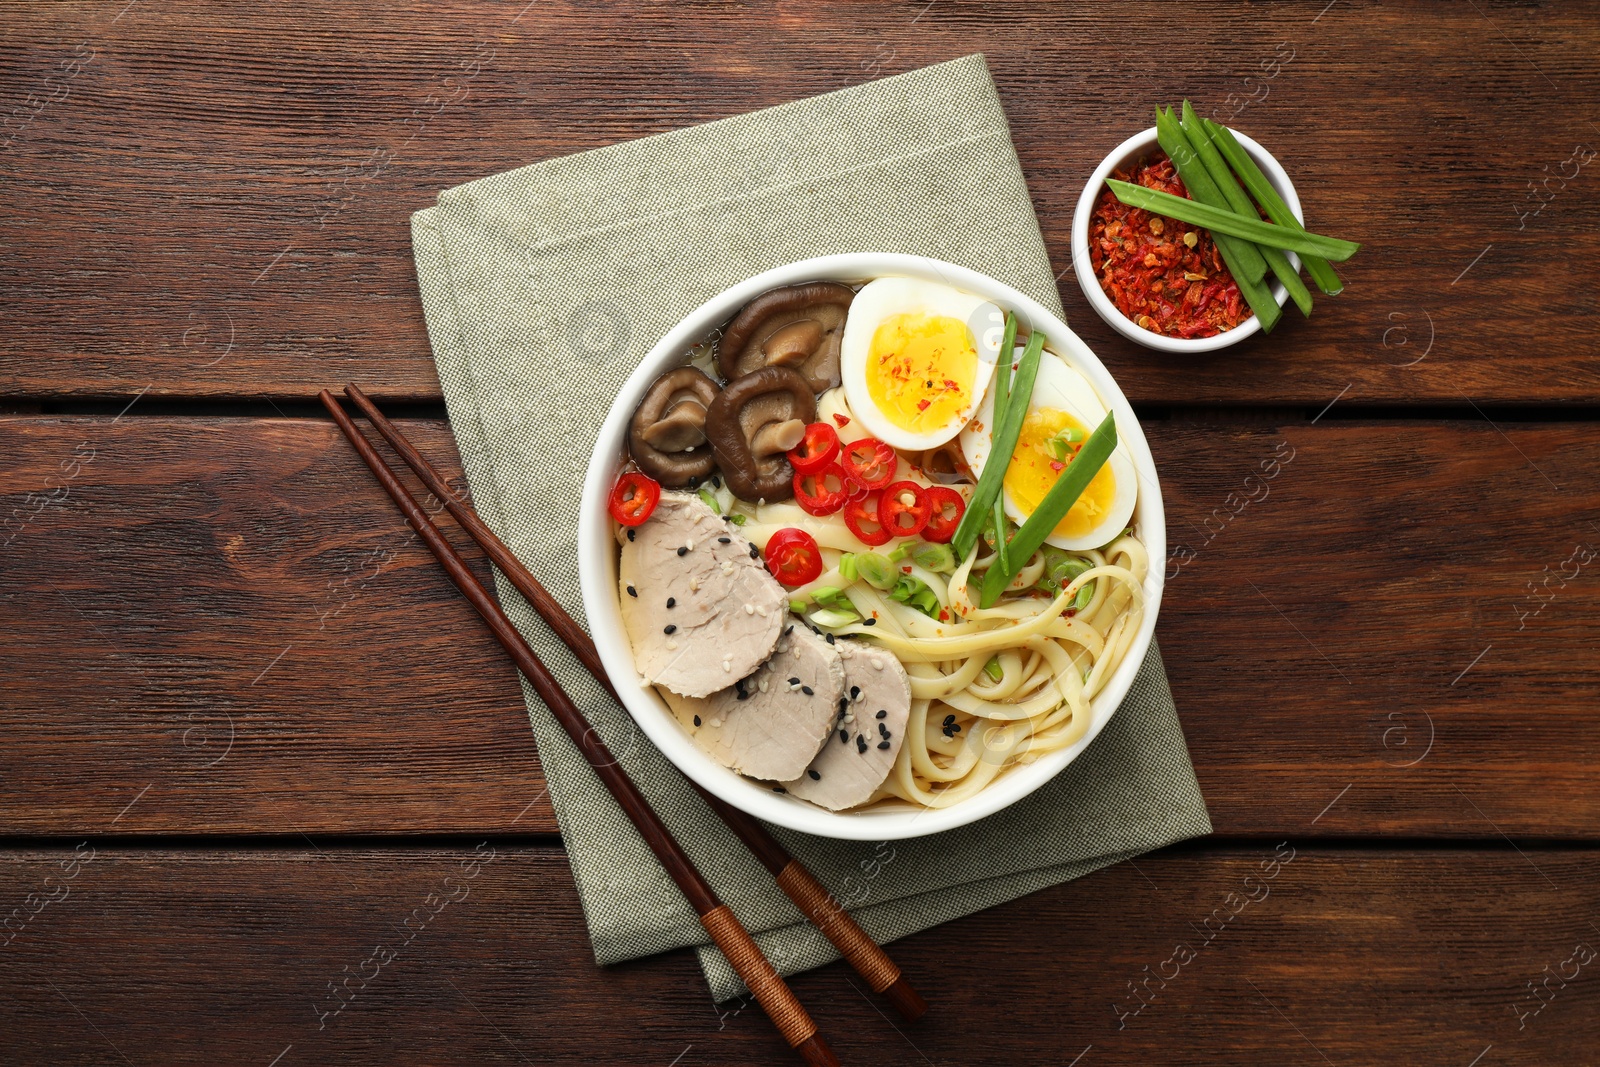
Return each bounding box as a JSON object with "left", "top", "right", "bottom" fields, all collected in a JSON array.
[
  {"left": 717, "top": 282, "right": 856, "bottom": 395},
  {"left": 627, "top": 366, "right": 720, "bottom": 487}
]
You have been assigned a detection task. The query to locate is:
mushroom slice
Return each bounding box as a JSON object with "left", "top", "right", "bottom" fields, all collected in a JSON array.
[
  {"left": 717, "top": 282, "right": 857, "bottom": 394},
  {"left": 628, "top": 367, "right": 720, "bottom": 487},
  {"left": 704, "top": 366, "right": 817, "bottom": 503}
]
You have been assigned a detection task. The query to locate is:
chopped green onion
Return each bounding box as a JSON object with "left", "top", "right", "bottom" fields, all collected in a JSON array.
[
  {"left": 788, "top": 599, "right": 806, "bottom": 614},
  {"left": 1154, "top": 106, "right": 1281, "bottom": 333},
  {"left": 1073, "top": 580, "right": 1094, "bottom": 613},
  {"left": 979, "top": 411, "right": 1117, "bottom": 608},
  {"left": 810, "top": 585, "right": 842, "bottom": 604},
  {"left": 1105, "top": 178, "right": 1359, "bottom": 261},
  {"left": 983, "top": 657, "right": 1004, "bottom": 682},
  {"left": 910, "top": 541, "right": 956, "bottom": 573},
  {"left": 1201, "top": 116, "right": 1343, "bottom": 295},
  {"left": 838, "top": 553, "right": 858, "bottom": 582},
  {"left": 727, "top": 513, "right": 747, "bottom": 526},
  {"left": 854, "top": 552, "right": 899, "bottom": 591},
  {"left": 887, "top": 541, "right": 913, "bottom": 563},
  {"left": 953, "top": 319, "right": 1043, "bottom": 558},
  {"left": 697, "top": 486, "right": 722, "bottom": 514},
  {"left": 809, "top": 607, "right": 859, "bottom": 628},
  {"left": 1180, "top": 101, "right": 1312, "bottom": 318}
]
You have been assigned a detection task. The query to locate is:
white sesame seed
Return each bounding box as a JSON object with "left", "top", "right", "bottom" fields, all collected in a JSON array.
[
  {"left": 686, "top": 539, "right": 695, "bottom": 551},
  {"left": 710, "top": 718, "right": 722, "bottom": 728},
  {"left": 744, "top": 603, "right": 754, "bottom": 615},
  {"left": 844, "top": 714, "right": 854, "bottom": 724},
  {"left": 758, "top": 678, "right": 769, "bottom": 693},
  {"left": 665, "top": 639, "right": 678, "bottom": 651},
  {"left": 755, "top": 605, "right": 767, "bottom": 617},
  {"left": 722, "top": 661, "right": 732, "bottom": 672}
]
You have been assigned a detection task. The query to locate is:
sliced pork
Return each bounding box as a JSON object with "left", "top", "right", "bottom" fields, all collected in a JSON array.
[
  {"left": 781, "top": 640, "right": 912, "bottom": 811},
  {"left": 662, "top": 626, "right": 845, "bottom": 782},
  {"left": 618, "top": 491, "right": 786, "bottom": 698}
]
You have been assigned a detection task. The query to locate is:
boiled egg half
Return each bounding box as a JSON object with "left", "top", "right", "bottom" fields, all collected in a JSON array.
[
  {"left": 960, "top": 349, "right": 1138, "bottom": 551},
  {"left": 840, "top": 277, "right": 1002, "bottom": 451}
]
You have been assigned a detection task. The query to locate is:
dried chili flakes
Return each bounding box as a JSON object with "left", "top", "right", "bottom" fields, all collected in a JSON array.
[{"left": 1089, "top": 151, "right": 1246, "bottom": 339}]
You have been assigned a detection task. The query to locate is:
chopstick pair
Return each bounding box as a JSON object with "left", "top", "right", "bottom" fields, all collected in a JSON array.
[{"left": 321, "top": 384, "right": 926, "bottom": 1060}]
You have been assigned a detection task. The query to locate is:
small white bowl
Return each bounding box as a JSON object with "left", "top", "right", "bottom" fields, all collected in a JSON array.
[
  {"left": 578, "top": 254, "right": 1166, "bottom": 840},
  {"left": 1071, "top": 126, "right": 1303, "bottom": 353}
]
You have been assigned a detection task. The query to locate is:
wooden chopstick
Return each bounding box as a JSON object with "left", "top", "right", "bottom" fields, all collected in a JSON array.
[
  {"left": 342, "top": 383, "right": 928, "bottom": 1022},
  {"left": 318, "top": 390, "right": 839, "bottom": 1067}
]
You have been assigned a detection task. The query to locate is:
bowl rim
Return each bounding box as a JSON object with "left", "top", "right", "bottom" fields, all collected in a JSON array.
[
  {"left": 577, "top": 253, "right": 1167, "bottom": 840},
  {"left": 1070, "top": 125, "right": 1304, "bottom": 354}
]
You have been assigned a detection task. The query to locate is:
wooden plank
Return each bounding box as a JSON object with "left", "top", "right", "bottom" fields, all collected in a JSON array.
[
  {"left": 0, "top": 416, "right": 558, "bottom": 834},
  {"left": 4, "top": 415, "right": 1596, "bottom": 837},
  {"left": 1, "top": 1, "right": 1595, "bottom": 403},
  {"left": 0, "top": 845, "right": 1594, "bottom": 1064}
]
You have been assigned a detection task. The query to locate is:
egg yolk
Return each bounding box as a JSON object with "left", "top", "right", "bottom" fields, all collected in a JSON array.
[
  {"left": 865, "top": 313, "right": 977, "bottom": 435},
  {"left": 1004, "top": 408, "right": 1117, "bottom": 540}
]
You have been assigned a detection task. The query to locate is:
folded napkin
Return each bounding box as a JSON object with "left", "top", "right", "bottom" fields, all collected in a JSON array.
[{"left": 410, "top": 53, "right": 1210, "bottom": 1000}]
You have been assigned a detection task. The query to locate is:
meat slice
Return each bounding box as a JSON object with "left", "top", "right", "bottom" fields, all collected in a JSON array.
[
  {"left": 618, "top": 491, "right": 786, "bottom": 698},
  {"left": 662, "top": 626, "right": 845, "bottom": 782},
  {"left": 781, "top": 640, "right": 912, "bottom": 811}
]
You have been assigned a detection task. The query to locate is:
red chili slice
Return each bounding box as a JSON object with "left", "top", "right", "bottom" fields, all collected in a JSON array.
[
  {"left": 842, "top": 489, "right": 891, "bottom": 547},
  {"left": 607, "top": 470, "right": 661, "bottom": 527},
  {"left": 841, "top": 437, "right": 897, "bottom": 491},
  {"left": 786, "top": 422, "right": 840, "bottom": 474},
  {"left": 920, "top": 486, "right": 966, "bottom": 544},
  {"left": 765, "top": 527, "right": 823, "bottom": 587},
  {"left": 880, "top": 481, "right": 930, "bottom": 539},
  {"left": 793, "top": 461, "right": 848, "bottom": 516}
]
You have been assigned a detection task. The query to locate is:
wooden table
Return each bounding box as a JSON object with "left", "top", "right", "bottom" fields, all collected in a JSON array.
[{"left": 4, "top": 2, "right": 1597, "bottom": 1063}]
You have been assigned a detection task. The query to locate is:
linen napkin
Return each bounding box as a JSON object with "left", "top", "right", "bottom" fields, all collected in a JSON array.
[{"left": 410, "top": 53, "right": 1211, "bottom": 1000}]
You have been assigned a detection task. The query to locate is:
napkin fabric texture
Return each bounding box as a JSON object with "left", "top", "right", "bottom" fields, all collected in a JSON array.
[{"left": 410, "top": 54, "right": 1211, "bottom": 1000}]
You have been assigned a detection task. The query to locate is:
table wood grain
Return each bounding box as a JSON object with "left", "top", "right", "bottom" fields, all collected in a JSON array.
[{"left": 3, "top": 1, "right": 1596, "bottom": 1064}]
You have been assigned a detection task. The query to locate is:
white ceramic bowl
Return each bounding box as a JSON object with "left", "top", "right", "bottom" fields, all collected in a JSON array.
[
  {"left": 1071, "top": 126, "right": 1303, "bottom": 353},
  {"left": 578, "top": 254, "right": 1166, "bottom": 840}
]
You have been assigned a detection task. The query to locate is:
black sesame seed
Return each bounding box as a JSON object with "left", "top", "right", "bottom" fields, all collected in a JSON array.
[
  {"left": 943, "top": 714, "right": 956, "bottom": 726},
  {"left": 807, "top": 769, "right": 821, "bottom": 781},
  {"left": 693, "top": 715, "right": 702, "bottom": 727},
  {"left": 749, "top": 543, "right": 760, "bottom": 559},
  {"left": 717, "top": 536, "right": 731, "bottom": 544},
  {"left": 773, "top": 786, "right": 786, "bottom": 793},
  {"left": 857, "top": 736, "right": 868, "bottom": 752},
  {"left": 876, "top": 710, "right": 887, "bottom": 720},
  {"left": 863, "top": 618, "right": 876, "bottom": 626},
  {"left": 626, "top": 585, "right": 637, "bottom": 597},
  {"left": 838, "top": 697, "right": 848, "bottom": 714},
  {"left": 788, "top": 677, "right": 801, "bottom": 685},
  {"left": 666, "top": 597, "right": 676, "bottom": 608},
  {"left": 950, "top": 723, "right": 962, "bottom": 734},
  {"left": 711, "top": 475, "right": 722, "bottom": 489},
  {"left": 878, "top": 722, "right": 890, "bottom": 738},
  {"left": 839, "top": 729, "right": 848, "bottom": 744},
  {"left": 677, "top": 546, "right": 688, "bottom": 556},
  {"left": 626, "top": 528, "right": 636, "bottom": 541},
  {"left": 877, "top": 740, "right": 891, "bottom": 750},
  {"left": 784, "top": 625, "right": 794, "bottom": 635},
  {"left": 736, "top": 689, "right": 749, "bottom": 701},
  {"left": 801, "top": 685, "right": 814, "bottom": 696},
  {"left": 663, "top": 624, "right": 677, "bottom": 634},
  {"left": 824, "top": 633, "right": 835, "bottom": 644},
  {"left": 849, "top": 685, "right": 861, "bottom": 700}
]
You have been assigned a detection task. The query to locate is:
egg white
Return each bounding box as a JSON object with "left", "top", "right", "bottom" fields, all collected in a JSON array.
[
  {"left": 959, "top": 350, "right": 1138, "bottom": 551},
  {"left": 839, "top": 277, "right": 1001, "bottom": 451}
]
